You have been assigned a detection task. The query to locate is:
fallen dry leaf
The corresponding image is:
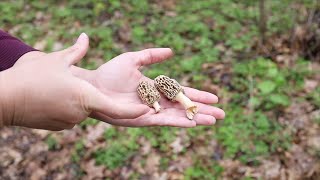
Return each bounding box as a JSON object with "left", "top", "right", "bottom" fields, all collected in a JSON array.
[
  {"left": 139, "top": 137, "right": 152, "bottom": 155},
  {"left": 81, "top": 159, "right": 105, "bottom": 180},
  {"left": 85, "top": 122, "right": 111, "bottom": 148},
  {"left": 52, "top": 42, "right": 64, "bottom": 51},
  {"left": 170, "top": 137, "right": 184, "bottom": 154},
  {"left": 168, "top": 156, "right": 193, "bottom": 172},
  {"left": 261, "top": 160, "right": 281, "bottom": 180},
  {"left": 30, "top": 168, "right": 46, "bottom": 180},
  {"left": 304, "top": 79, "right": 318, "bottom": 93},
  {"left": 145, "top": 152, "right": 160, "bottom": 175},
  {"left": 0, "top": 148, "right": 22, "bottom": 167},
  {"left": 33, "top": 40, "right": 47, "bottom": 51}
]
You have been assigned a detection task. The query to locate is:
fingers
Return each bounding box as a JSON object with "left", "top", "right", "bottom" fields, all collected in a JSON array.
[
  {"left": 193, "top": 114, "right": 216, "bottom": 125},
  {"left": 149, "top": 109, "right": 216, "bottom": 127},
  {"left": 151, "top": 114, "right": 197, "bottom": 128},
  {"left": 162, "top": 101, "right": 225, "bottom": 120},
  {"left": 61, "top": 33, "right": 89, "bottom": 66},
  {"left": 90, "top": 109, "right": 197, "bottom": 128},
  {"left": 155, "top": 109, "right": 216, "bottom": 126},
  {"left": 90, "top": 109, "right": 217, "bottom": 127},
  {"left": 183, "top": 87, "right": 219, "bottom": 104},
  {"left": 195, "top": 103, "right": 225, "bottom": 119},
  {"left": 130, "top": 48, "right": 174, "bottom": 67},
  {"left": 193, "top": 113, "right": 216, "bottom": 126},
  {"left": 90, "top": 111, "right": 197, "bottom": 128}
]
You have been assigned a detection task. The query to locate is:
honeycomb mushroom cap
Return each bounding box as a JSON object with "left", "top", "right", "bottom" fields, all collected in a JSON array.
[
  {"left": 154, "top": 75, "right": 183, "bottom": 101},
  {"left": 137, "top": 81, "right": 161, "bottom": 106}
]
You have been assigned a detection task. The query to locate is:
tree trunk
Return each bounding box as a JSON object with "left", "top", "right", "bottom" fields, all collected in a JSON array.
[{"left": 259, "top": 0, "right": 267, "bottom": 44}]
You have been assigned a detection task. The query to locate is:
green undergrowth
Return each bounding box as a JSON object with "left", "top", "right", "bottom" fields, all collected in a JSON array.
[
  {"left": 215, "top": 58, "right": 310, "bottom": 164},
  {"left": 94, "top": 127, "right": 178, "bottom": 169},
  {"left": 0, "top": 0, "right": 318, "bottom": 177}
]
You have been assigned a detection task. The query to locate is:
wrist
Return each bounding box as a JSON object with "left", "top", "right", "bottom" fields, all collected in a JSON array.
[
  {"left": 14, "top": 51, "right": 46, "bottom": 67},
  {"left": 0, "top": 68, "right": 26, "bottom": 127},
  {"left": 0, "top": 70, "right": 15, "bottom": 126}
]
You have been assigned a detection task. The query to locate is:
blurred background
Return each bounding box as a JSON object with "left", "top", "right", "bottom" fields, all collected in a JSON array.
[{"left": 0, "top": 0, "right": 319, "bottom": 179}]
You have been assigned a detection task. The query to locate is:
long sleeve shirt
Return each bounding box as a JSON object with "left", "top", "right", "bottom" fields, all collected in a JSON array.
[{"left": 0, "top": 30, "right": 36, "bottom": 71}]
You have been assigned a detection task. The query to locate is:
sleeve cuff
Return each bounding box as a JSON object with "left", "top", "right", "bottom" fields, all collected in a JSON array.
[{"left": 0, "top": 33, "right": 38, "bottom": 71}]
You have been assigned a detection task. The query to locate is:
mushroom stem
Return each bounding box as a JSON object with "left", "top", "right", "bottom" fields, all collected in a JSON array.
[
  {"left": 174, "top": 91, "right": 198, "bottom": 120},
  {"left": 153, "top": 101, "right": 161, "bottom": 113}
]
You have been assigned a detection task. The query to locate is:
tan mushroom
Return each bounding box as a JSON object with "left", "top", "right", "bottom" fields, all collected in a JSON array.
[
  {"left": 137, "top": 81, "right": 161, "bottom": 113},
  {"left": 154, "top": 75, "right": 198, "bottom": 120}
]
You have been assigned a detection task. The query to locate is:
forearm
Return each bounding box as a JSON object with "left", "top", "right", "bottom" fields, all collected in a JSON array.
[{"left": 0, "top": 74, "right": 3, "bottom": 127}]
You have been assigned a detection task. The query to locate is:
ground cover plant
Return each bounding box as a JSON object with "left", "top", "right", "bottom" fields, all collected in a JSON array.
[{"left": 0, "top": 0, "right": 319, "bottom": 179}]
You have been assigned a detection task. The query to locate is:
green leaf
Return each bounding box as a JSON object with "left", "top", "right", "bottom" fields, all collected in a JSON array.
[
  {"left": 267, "top": 68, "right": 278, "bottom": 77},
  {"left": 181, "top": 59, "right": 196, "bottom": 72},
  {"left": 257, "top": 81, "right": 276, "bottom": 94},
  {"left": 132, "top": 26, "right": 146, "bottom": 42},
  {"left": 269, "top": 94, "right": 290, "bottom": 106},
  {"left": 249, "top": 97, "right": 261, "bottom": 107}
]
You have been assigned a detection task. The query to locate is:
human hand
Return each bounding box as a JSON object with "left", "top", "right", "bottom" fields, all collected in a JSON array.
[
  {"left": 0, "top": 33, "right": 148, "bottom": 130},
  {"left": 73, "top": 48, "right": 225, "bottom": 128}
]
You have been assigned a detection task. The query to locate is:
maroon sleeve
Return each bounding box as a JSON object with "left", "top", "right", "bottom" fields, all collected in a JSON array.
[{"left": 0, "top": 30, "right": 37, "bottom": 71}]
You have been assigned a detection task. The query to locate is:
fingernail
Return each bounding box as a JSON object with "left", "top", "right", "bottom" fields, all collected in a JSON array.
[
  {"left": 76, "top": 32, "right": 87, "bottom": 43},
  {"left": 212, "top": 117, "right": 216, "bottom": 125}
]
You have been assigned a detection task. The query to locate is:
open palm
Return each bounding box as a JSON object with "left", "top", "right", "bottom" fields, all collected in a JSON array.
[{"left": 87, "top": 48, "right": 225, "bottom": 127}]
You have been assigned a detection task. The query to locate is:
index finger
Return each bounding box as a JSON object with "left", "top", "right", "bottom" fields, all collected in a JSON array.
[
  {"left": 183, "top": 87, "right": 219, "bottom": 104},
  {"left": 133, "top": 48, "right": 174, "bottom": 67}
]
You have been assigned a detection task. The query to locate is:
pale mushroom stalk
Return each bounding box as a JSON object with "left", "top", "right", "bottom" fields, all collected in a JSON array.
[
  {"left": 174, "top": 91, "right": 198, "bottom": 120},
  {"left": 137, "top": 81, "right": 161, "bottom": 113},
  {"left": 154, "top": 75, "right": 198, "bottom": 120},
  {"left": 152, "top": 101, "right": 161, "bottom": 113}
]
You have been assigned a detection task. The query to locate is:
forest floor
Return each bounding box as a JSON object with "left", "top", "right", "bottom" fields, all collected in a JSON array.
[{"left": 0, "top": 1, "right": 319, "bottom": 179}]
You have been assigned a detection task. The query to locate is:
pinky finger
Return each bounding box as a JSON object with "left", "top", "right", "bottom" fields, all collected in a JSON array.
[
  {"left": 151, "top": 115, "right": 197, "bottom": 128},
  {"left": 193, "top": 114, "right": 216, "bottom": 126}
]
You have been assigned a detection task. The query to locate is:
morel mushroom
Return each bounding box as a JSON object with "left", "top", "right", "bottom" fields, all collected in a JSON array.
[
  {"left": 154, "top": 75, "right": 198, "bottom": 120},
  {"left": 137, "top": 81, "right": 161, "bottom": 113}
]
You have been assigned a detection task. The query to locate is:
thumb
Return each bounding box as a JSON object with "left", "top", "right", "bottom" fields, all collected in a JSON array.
[
  {"left": 83, "top": 83, "right": 150, "bottom": 119},
  {"left": 61, "top": 33, "right": 89, "bottom": 66}
]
